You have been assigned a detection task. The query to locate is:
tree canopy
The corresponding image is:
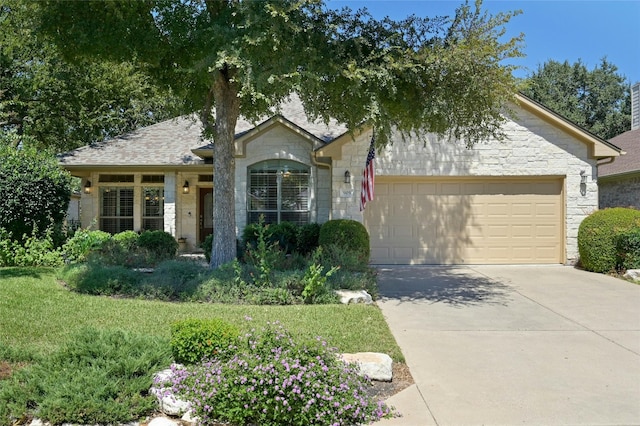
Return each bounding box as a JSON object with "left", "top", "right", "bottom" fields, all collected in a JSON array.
[
  {"left": 37, "top": 0, "right": 523, "bottom": 267},
  {"left": 0, "top": 0, "right": 180, "bottom": 152},
  {"left": 522, "top": 58, "right": 631, "bottom": 140}
]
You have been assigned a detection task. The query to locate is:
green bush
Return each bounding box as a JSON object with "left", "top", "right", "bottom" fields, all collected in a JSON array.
[
  {"left": 578, "top": 208, "right": 640, "bottom": 273},
  {"left": 137, "top": 230, "right": 178, "bottom": 262},
  {"left": 296, "top": 222, "right": 321, "bottom": 255},
  {"left": 616, "top": 227, "right": 640, "bottom": 270},
  {"left": 241, "top": 222, "right": 263, "bottom": 250},
  {"left": 0, "top": 145, "right": 72, "bottom": 242},
  {"left": 112, "top": 230, "right": 139, "bottom": 251},
  {"left": 0, "top": 328, "right": 171, "bottom": 426},
  {"left": 62, "top": 229, "right": 112, "bottom": 263},
  {"left": 201, "top": 233, "right": 213, "bottom": 262},
  {"left": 170, "top": 318, "right": 240, "bottom": 365},
  {"left": 0, "top": 227, "right": 63, "bottom": 267},
  {"left": 268, "top": 221, "right": 299, "bottom": 253},
  {"left": 140, "top": 260, "right": 208, "bottom": 300},
  {"left": 166, "top": 321, "right": 394, "bottom": 425},
  {"left": 319, "top": 219, "right": 370, "bottom": 265},
  {"left": 59, "top": 262, "right": 141, "bottom": 295}
]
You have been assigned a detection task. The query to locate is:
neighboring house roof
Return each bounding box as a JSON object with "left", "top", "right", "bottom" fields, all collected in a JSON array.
[
  {"left": 598, "top": 128, "right": 640, "bottom": 178},
  {"left": 58, "top": 94, "right": 347, "bottom": 168}
]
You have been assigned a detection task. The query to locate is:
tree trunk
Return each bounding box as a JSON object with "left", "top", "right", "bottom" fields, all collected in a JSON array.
[{"left": 209, "top": 69, "right": 240, "bottom": 269}]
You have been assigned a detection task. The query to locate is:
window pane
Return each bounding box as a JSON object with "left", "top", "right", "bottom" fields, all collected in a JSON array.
[
  {"left": 249, "top": 173, "right": 277, "bottom": 210},
  {"left": 281, "top": 173, "right": 309, "bottom": 211},
  {"left": 143, "top": 188, "right": 163, "bottom": 217},
  {"left": 100, "top": 187, "right": 134, "bottom": 234},
  {"left": 142, "top": 187, "right": 164, "bottom": 231},
  {"left": 247, "top": 160, "right": 311, "bottom": 226}
]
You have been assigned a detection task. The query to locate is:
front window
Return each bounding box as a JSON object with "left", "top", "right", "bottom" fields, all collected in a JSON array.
[
  {"left": 142, "top": 187, "right": 164, "bottom": 231},
  {"left": 100, "top": 187, "right": 134, "bottom": 234},
  {"left": 248, "top": 160, "right": 310, "bottom": 225}
]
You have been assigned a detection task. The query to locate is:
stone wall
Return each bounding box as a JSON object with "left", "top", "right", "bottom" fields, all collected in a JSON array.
[
  {"left": 235, "top": 124, "right": 326, "bottom": 236},
  {"left": 599, "top": 175, "right": 640, "bottom": 210},
  {"left": 331, "top": 107, "right": 599, "bottom": 263}
]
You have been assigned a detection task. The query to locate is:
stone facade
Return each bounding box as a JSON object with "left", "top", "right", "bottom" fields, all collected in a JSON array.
[
  {"left": 66, "top": 95, "right": 620, "bottom": 265},
  {"left": 331, "top": 108, "right": 600, "bottom": 263},
  {"left": 599, "top": 175, "right": 640, "bottom": 210}
]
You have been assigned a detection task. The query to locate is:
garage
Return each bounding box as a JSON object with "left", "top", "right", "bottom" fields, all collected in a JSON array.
[{"left": 364, "top": 177, "right": 564, "bottom": 265}]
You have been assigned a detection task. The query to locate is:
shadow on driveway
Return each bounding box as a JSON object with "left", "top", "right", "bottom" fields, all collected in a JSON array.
[{"left": 376, "top": 266, "right": 513, "bottom": 307}]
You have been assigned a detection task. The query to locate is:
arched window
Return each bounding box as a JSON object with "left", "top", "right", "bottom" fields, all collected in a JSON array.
[{"left": 247, "top": 160, "right": 310, "bottom": 225}]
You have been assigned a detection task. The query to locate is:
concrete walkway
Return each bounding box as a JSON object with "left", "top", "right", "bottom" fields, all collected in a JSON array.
[{"left": 376, "top": 265, "right": 640, "bottom": 426}]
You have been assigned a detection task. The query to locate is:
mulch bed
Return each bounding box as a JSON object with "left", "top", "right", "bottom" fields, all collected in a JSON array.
[{"left": 364, "top": 362, "right": 414, "bottom": 401}]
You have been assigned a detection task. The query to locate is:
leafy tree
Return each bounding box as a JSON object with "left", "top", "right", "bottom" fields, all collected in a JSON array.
[
  {"left": 0, "top": 0, "right": 180, "bottom": 152},
  {"left": 522, "top": 58, "right": 631, "bottom": 140},
  {"left": 37, "top": 0, "right": 523, "bottom": 268},
  {"left": 0, "top": 144, "right": 72, "bottom": 242}
]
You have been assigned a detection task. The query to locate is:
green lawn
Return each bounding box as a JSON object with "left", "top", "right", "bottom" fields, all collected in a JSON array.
[{"left": 0, "top": 267, "right": 403, "bottom": 361}]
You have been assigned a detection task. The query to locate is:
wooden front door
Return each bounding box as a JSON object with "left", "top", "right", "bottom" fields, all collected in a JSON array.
[{"left": 199, "top": 188, "right": 213, "bottom": 244}]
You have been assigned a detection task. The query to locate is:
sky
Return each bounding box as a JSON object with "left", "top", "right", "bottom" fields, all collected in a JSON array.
[{"left": 329, "top": 0, "right": 640, "bottom": 85}]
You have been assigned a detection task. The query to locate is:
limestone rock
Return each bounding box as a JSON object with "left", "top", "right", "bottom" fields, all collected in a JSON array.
[
  {"left": 341, "top": 352, "right": 393, "bottom": 382},
  {"left": 335, "top": 289, "right": 372, "bottom": 304},
  {"left": 151, "top": 366, "right": 190, "bottom": 416},
  {"left": 148, "top": 417, "right": 179, "bottom": 426},
  {"left": 624, "top": 269, "right": 640, "bottom": 282}
]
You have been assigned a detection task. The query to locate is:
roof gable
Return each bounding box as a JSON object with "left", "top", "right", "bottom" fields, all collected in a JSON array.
[{"left": 58, "top": 94, "right": 347, "bottom": 168}]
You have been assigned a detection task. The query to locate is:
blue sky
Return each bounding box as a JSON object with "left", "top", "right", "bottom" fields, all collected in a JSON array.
[{"left": 329, "top": 1, "right": 640, "bottom": 85}]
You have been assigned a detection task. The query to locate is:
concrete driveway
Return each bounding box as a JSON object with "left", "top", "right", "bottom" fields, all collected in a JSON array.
[{"left": 376, "top": 265, "right": 640, "bottom": 426}]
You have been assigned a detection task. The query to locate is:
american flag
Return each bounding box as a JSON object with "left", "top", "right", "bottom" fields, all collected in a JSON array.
[{"left": 360, "top": 133, "right": 376, "bottom": 211}]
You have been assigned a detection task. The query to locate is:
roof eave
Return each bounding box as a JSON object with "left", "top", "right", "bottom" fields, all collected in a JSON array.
[{"left": 515, "top": 93, "right": 622, "bottom": 159}]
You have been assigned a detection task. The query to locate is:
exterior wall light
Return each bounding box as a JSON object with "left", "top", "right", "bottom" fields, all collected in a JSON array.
[
  {"left": 182, "top": 180, "right": 190, "bottom": 194},
  {"left": 83, "top": 180, "right": 92, "bottom": 194},
  {"left": 344, "top": 170, "right": 351, "bottom": 184},
  {"left": 580, "top": 170, "right": 587, "bottom": 184}
]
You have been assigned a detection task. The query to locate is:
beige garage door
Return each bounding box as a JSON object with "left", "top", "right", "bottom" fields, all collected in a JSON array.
[{"left": 364, "top": 177, "right": 564, "bottom": 264}]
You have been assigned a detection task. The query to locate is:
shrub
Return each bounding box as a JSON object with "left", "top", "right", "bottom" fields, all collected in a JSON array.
[
  {"left": 301, "top": 248, "right": 339, "bottom": 304},
  {"left": 58, "top": 262, "right": 141, "bottom": 295},
  {"left": 137, "top": 230, "right": 178, "bottom": 262},
  {"left": 0, "top": 328, "right": 171, "bottom": 426},
  {"left": 170, "top": 318, "right": 240, "bottom": 365},
  {"left": 319, "top": 219, "right": 370, "bottom": 264},
  {"left": 0, "top": 145, "right": 72, "bottom": 242},
  {"left": 140, "top": 260, "right": 208, "bottom": 300},
  {"left": 165, "top": 321, "right": 394, "bottom": 426},
  {"left": 62, "top": 229, "right": 112, "bottom": 263},
  {"left": 112, "top": 230, "right": 139, "bottom": 251},
  {"left": 241, "top": 222, "right": 264, "bottom": 250},
  {"left": 319, "top": 243, "right": 370, "bottom": 273},
  {"left": 201, "top": 234, "right": 213, "bottom": 262},
  {"left": 578, "top": 208, "right": 640, "bottom": 273},
  {"left": 269, "top": 221, "right": 299, "bottom": 254},
  {"left": 296, "top": 223, "right": 321, "bottom": 255},
  {"left": 0, "top": 227, "right": 63, "bottom": 267},
  {"left": 616, "top": 227, "right": 640, "bottom": 270}
]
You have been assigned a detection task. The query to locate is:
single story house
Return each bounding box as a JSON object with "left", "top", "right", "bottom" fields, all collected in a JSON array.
[
  {"left": 598, "top": 128, "right": 639, "bottom": 210},
  {"left": 58, "top": 93, "right": 621, "bottom": 265}
]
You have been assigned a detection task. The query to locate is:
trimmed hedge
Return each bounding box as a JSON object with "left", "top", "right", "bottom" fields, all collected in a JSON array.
[
  {"left": 578, "top": 208, "right": 640, "bottom": 273},
  {"left": 318, "top": 219, "right": 370, "bottom": 264},
  {"left": 616, "top": 227, "right": 640, "bottom": 270},
  {"left": 170, "top": 318, "right": 240, "bottom": 364}
]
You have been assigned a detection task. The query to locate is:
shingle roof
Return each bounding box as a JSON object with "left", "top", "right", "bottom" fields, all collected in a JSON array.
[
  {"left": 58, "top": 94, "right": 348, "bottom": 167},
  {"left": 599, "top": 128, "right": 640, "bottom": 177}
]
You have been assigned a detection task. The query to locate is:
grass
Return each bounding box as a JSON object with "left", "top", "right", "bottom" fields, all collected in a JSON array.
[{"left": 0, "top": 267, "right": 403, "bottom": 361}]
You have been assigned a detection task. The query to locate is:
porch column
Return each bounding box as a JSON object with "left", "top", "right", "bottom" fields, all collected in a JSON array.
[{"left": 164, "top": 172, "right": 177, "bottom": 236}]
